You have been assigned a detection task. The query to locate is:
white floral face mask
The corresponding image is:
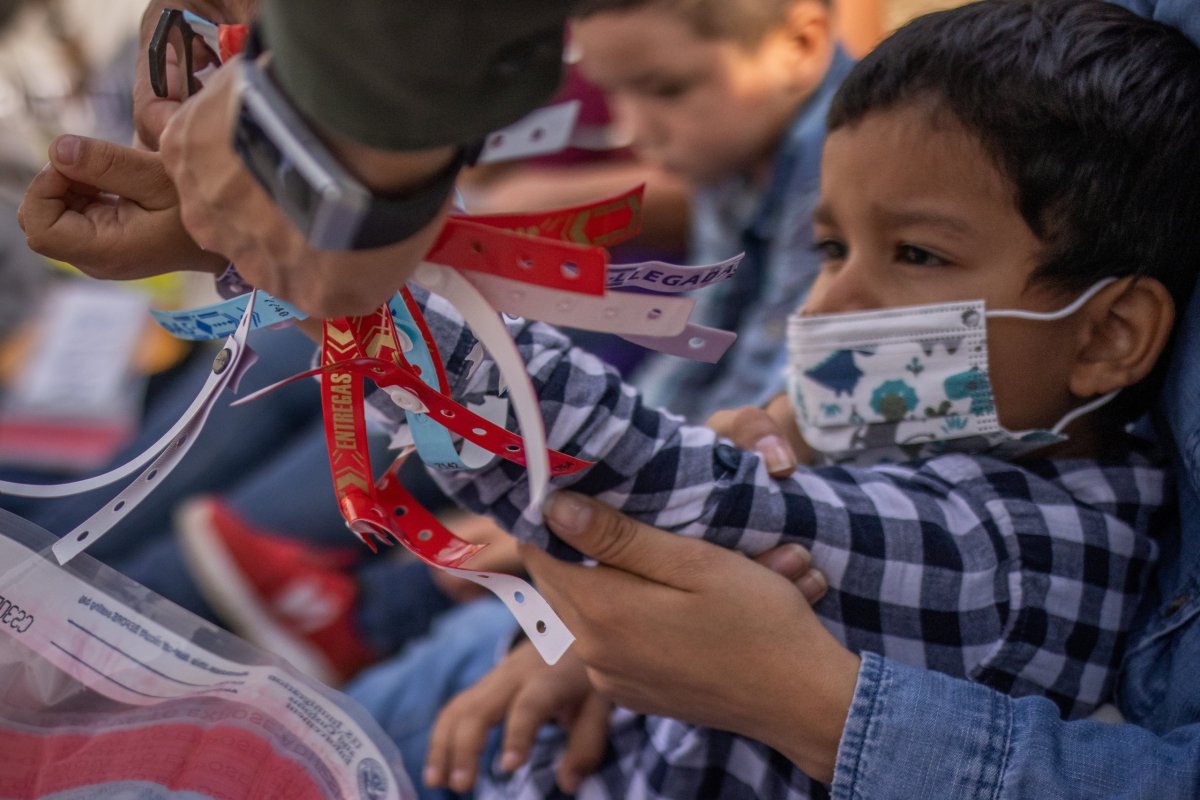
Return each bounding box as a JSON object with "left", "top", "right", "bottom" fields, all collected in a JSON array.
[{"left": 786, "top": 279, "right": 1118, "bottom": 465}]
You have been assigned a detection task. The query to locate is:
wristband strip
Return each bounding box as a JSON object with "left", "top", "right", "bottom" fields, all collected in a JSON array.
[
  {"left": 150, "top": 292, "right": 303, "bottom": 341},
  {"left": 429, "top": 218, "right": 608, "bottom": 298},
  {"left": 621, "top": 324, "right": 738, "bottom": 364},
  {"left": 318, "top": 320, "right": 575, "bottom": 664},
  {"left": 239, "top": 356, "right": 590, "bottom": 479},
  {"left": 462, "top": 185, "right": 644, "bottom": 248},
  {"left": 48, "top": 294, "right": 260, "bottom": 564},
  {"left": 385, "top": 293, "right": 477, "bottom": 470},
  {"left": 462, "top": 271, "right": 695, "bottom": 336},
  {"left": 607, "top": 254, "right": 743, "bottom": 293},
  {"left": 0, "top": 299, "right": 261, "bottom": 499},
  {"left": 376, "top": 459, "right": 573, "bottom": 665}
]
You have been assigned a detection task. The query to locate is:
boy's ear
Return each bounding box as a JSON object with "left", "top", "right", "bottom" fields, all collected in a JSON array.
[
  {"left": 1068, "top": 276, "right": 1175, "bottom": 398},
  {"left": 777, "top": 0, "right": 835, "bottom": 90}
]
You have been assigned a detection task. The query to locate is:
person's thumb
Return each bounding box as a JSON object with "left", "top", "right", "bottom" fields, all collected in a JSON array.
[
  {"left": 48, "top": 135, "right": 177, "bottom": 209},
  {"left": 543, "top": 492, "right": 700, "bottom": 584}
]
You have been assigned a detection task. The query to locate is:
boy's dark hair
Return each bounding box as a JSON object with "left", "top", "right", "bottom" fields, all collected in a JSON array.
[
  {"left": 571, "top": 0, "right": 827, "bottom": 48},
  {"left": 828, "top": 0, "right": 1200, "bottom": 422}
]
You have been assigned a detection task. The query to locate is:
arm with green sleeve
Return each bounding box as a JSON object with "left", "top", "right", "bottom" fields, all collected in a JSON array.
[{"left": 258, "top": 0, "right": 568, "bottom": 151}]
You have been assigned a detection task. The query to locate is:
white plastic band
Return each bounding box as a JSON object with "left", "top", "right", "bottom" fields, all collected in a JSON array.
[
  {"left": 0, "top": 305, "right": 258, "bottom": 499},
  {"left": 438, "top": 567, "right": 573, "bottom": 665},
  {"left": 459, "top": 395, "right": 509, "bottom": 469},
  {"left": 477, "top": 101, "right": 581, "bottom": 165},
  {"left": 50, "top": 295, "right": 260, "bottom": 564},
  {"left": 413, "top": 262, "right": 553, "bottom": 511},
  {"left": 463, "top": 271, "right": 694, "bottom": 337}
]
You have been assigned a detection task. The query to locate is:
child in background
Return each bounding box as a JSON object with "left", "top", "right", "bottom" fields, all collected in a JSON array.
[{"left": 573, "top": 0, "right": 853, "bottom": 421}]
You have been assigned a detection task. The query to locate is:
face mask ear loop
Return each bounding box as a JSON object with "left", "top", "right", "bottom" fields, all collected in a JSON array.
[
  {"left": 987, "top": 277, "right": 1118, "bottom": 322},
  {"left": 1050, "top": 388, "right": 1122, "bottom": 435}
]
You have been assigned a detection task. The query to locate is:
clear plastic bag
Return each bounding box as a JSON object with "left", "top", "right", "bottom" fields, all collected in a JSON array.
[{"left": 0, "top": 508, "right": 414, "bottom": 799}]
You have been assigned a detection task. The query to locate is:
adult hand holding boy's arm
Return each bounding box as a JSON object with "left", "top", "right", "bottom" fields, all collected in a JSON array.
[
  {"left": 157, "top": 60, "right": 455, "bottom": 318},
  {"left": 526, "top": 492, "right": 857, "bottom": 783},
  {"left": 17, "top": 135, "right": 227, "bottom": 278}
]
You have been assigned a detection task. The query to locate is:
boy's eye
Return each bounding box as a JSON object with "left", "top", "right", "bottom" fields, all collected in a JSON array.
[
  {"left": 814, "top": 238, "right": 848, "bottom": 262},
  {"left": 645, "top": 81, "right": 689, "bottom": 99},
  {"left": 895, "top": 244, "right": 949, "bottom": 267}
]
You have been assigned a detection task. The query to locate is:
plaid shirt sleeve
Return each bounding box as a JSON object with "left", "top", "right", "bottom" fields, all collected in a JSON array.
[{"left": 368, "top": 287, "right": 1166, "bottom": 718}]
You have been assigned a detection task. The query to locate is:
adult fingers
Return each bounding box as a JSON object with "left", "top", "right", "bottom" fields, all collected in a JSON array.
[
  {"left": 48, "top": 136, "right": 177, "bottom": 209},
  {"left": 555, "top": 690, "right": 613, "bottom": 795},
  {"left": 18, "top": 165, "right": 98, "bottom": 262},
  {"left": 540, "top": 492, "right": 716, "bottom": 588},
  {"left": 752, "top": 544, "right": 828, "bottom": 602}
]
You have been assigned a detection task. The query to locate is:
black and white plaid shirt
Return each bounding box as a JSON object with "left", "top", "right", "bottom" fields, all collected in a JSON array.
[{"left": 368, "top": 288, "right": 1168, "bottom": 799}]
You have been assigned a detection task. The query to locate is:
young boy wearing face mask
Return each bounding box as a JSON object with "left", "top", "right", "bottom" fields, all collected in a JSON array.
[{"left": 366, "top": 1, "right": 1198, "bottom": 796}]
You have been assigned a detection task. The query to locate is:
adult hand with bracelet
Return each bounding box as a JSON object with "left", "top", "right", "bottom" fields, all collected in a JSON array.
[{"left": 151, "top": 0, "right": 566, "bottom": 318}]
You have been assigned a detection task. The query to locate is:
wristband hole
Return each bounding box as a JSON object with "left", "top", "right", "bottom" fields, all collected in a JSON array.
[
  {"left": 561, "top": 261, "right": 580, "bottom": 279},
  {"left": 505, "top": 444, "right": 521, "bottom": 452},
  {"left": 514, "top": 591, "right": 525, "bottom": 604},
  {"left": 146, "top": 470, "right": 159, "bottom": 481},
  {"left": 531, "top": 128, "right": 544, "bottom": 142},
  {"left": 417, "top": 529, "right": 433, "bottom": 541},
  {"left": 393, "top": 506, "right": 407, "bottom": 517},
  {"left": 688, "top": 336, "right": 706, "bottom": 349},
  {"left": 535, "top": 620, "right": 547, "bottom": 635},
  {"left": 647, "top": 308, "right": 663, "bottom": 320},
  {"left": 76, "top": 530, "right": 90, "bottom": 542},
  {"left": 113, "top": 501, "right": 125, "bottom": 512},
  {"left": 440, "top": 409, "right": 455, "bottom": 418},
  {"left": 518, "top": 257, "right": 534, "bottom": 270},
  {"left": 471, "top": 427, "right": 487, "bottom": 436},
  {"left": 471, "top": 240, "right": 484, "bottom": 254}
]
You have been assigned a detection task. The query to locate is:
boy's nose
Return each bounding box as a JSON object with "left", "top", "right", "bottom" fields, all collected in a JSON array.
[
  {"left": 803, "top": 261, "right": 880, "bottom": 315},
  {"left": 613, "top": 96, "right": 664, "bottom": 152}
]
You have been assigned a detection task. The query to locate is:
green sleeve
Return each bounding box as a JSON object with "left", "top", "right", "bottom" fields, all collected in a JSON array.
[{"left": 258, "top": 0, "right": 568, "bottom": 151}]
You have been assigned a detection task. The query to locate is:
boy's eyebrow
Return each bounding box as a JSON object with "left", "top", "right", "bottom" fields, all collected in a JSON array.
[
  {"left": 622, "top": 70, "right": 698, "bottom": 91},
  {"left": 878, "top": 208, "right": 978, "bottom": 238}
]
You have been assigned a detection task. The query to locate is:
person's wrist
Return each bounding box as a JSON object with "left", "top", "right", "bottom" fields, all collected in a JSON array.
[{"left": 764, "top": 636, "right": 860, "bottom": 783}]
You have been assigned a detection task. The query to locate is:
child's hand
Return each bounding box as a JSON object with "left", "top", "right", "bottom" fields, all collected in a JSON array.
[
  {"left": 424, "top": 641, "right": 611, "bottom": 795},
  {"left": 17, "top": 135, "right": 228, "bottom": 280},
  {"left": 431, "top": 514, "right": 525, "bottom": 602},
  {"left": 706, "top": 393, "right": 814, "bottom": 475}
]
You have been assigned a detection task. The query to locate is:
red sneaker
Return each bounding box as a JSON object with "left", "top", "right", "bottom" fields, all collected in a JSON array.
[{"left": 177, "top": 497, "right": 377, "bottom": 685}]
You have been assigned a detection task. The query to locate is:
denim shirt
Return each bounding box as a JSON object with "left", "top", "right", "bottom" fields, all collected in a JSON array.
[
  {"left": 633, "top": 47, "right": 856, "bottom": 421},
  {"left": 831, "top": 219, "right": 1200, "bottom": 798}
]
